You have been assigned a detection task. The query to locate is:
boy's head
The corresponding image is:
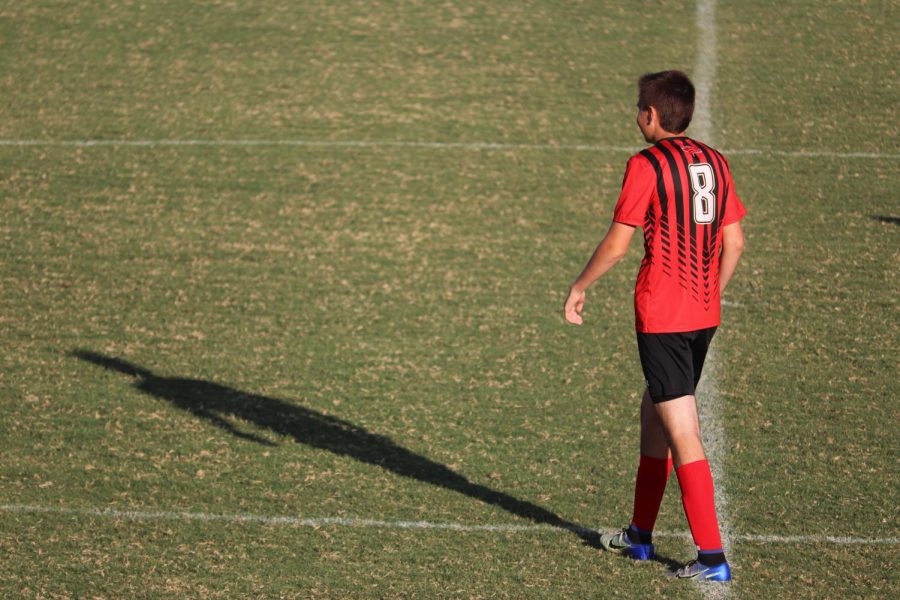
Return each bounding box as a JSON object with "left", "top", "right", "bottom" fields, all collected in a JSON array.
[{"left": 636, "top": 70, "right": 695, "bottom": 139}]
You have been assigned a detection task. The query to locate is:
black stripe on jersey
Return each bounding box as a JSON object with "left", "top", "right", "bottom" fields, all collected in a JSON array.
[
  {"left": 700, "top": 143, "right": 730, "bottom": 226},
  {"left": 639, "top": 149, "right": 668, "bottom": 219},
  {"left": 692, "top": 144, "right": 716, "bottom": 307},
  {"left": 639, "top": 149, "right": 673, "bottom": 276},
  {"left": 642, "top": 209, "right": 656, "bottom": 272},
  {"left": 703, "top": 144, "right": 730, "bottom": 260},
  {"left": 664, "top": 138, "right": 702, "bottom": 299},
  {"left": 655, "top": 141, "right": 688, "bottom": 289},
  {"left": 701, "top": 220, "right": 711, "bottom": 308},
  {"left": 694, "top": 141, "right": 729, "bottom": 293}
]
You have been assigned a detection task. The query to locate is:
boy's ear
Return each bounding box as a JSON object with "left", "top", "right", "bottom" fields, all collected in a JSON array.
[{"left": 646, "top": 106, "right": 657, "bottom": 125}]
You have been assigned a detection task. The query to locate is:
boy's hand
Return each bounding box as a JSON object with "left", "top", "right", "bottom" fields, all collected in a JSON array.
[
  {"left": 564, "top": 287, "right": 585, "bottom": 325},
  {"left": 563, "top": 222, "right": 634, "bottom": 326}
]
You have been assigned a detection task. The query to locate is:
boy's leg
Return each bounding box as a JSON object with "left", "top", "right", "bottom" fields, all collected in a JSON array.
[
  {"left": 640, "top": 390, "right": 671, "bottom": 458},
  {"left": 600, "top": 391, "right": 672, "bottom": 558},
  {"left": 654, "top": 395, "right": 726, "bottom": 567},
  {"left": 653, "top": 394, "right": 704, "bottom": 466},
  {"left": 632, "top": 327, "right": 728, "bottom": 576},
  {"left": 628, "top": 391, "right": 672, "bottom": 542}
]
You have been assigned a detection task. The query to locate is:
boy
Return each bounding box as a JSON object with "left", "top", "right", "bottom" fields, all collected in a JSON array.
[{"left": 563, "top": 70, "right": 745, "bottom": 581}]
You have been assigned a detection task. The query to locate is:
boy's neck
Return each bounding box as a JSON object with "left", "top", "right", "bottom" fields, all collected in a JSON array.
[{"left": 650, "top": 130, "right": 687, "bottom": 143}]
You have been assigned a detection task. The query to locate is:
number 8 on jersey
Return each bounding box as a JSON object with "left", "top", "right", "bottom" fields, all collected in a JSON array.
[{"left": 688, "top": 163, "right": 716, "bottom": 224}]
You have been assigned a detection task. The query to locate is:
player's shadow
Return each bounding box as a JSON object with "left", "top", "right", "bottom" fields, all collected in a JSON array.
[
  {"left": 72, "top": 349, "right": 624, "bottom": 551},
  {"left": 871, "top": 215, "right": 900, "bottom": 225}
]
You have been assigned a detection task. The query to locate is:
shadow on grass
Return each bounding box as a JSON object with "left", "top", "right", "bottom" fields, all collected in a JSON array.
[
  {"left": 871, "top": 215, "right": 900, "bottom": 225},
  {"left": 73, "top": 349, "right": 641, "bottom": 553}
]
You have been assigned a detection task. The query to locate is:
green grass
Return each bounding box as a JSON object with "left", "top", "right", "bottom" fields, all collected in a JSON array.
[{"left": 1, "top": 1, "right": 898, "bottom": 598}]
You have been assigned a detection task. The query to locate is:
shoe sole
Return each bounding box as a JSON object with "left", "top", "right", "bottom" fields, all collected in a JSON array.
[{"left": 670, "top": 565, "right": 732, "bottom": 581}]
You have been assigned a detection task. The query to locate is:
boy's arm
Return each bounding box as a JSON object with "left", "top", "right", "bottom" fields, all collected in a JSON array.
[
  {"left": 719, "top": 221, "right": 745, "bottom": 292},
  {"left": 564, "top": 222, "right": 636, "bottom": 325}
]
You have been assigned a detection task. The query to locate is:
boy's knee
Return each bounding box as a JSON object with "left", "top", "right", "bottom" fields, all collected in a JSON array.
[{"left": 666, "top": 430, "right": 704, "bottom": 453}]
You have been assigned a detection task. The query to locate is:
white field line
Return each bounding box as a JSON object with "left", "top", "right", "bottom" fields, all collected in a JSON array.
[
  {"left": 692, "top": 0, "right": 717, "bottom": 147},
  {"left": 2, "top": 504, "right": 897, "bottom": 546},
  {"left": 0, "top": 138, "right": 896, "bottom": 159},
  {"left": 695, "top": 2, "right": 734, "bottom": 597},
  {"left": 0, "top": 139, "right": 641, "bottom": 152}
]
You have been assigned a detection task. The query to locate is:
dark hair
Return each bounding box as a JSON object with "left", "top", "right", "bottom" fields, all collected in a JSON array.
[{"left": 637, "top": 71, "right": 695, "bottom": 133}]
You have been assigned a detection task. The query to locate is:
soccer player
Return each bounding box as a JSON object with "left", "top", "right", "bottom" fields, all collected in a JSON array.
[{"left": 563, "top": 70, "right": 746, "bottom": 581}]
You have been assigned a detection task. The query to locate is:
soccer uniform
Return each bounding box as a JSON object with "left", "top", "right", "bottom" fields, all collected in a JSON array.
[
  {"left": 605, "top": 135, "right": 745, "bottom": 575},
  {"left": 613, "top": 136, "right": 746, "bottom": 400}
]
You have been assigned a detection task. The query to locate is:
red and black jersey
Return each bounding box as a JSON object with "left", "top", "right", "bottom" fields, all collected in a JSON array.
[{"left": 613, "top": 136, "right": 746, "bottom": 333}]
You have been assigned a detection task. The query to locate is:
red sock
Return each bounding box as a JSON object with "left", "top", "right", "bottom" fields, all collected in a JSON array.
[
  {"left": 630, "top": 454, "right": 673, "bottom": 533},
  {"left": 675, "top": 459, "right": 723, "bottom": 551}
]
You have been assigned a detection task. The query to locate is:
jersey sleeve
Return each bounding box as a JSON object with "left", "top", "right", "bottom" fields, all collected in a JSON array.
[
  {"left": 721, "top": 165, "right": 747, "bottom": 226},
  {"left": 612, "top": 155, "right": 656, "bottom": 227}
]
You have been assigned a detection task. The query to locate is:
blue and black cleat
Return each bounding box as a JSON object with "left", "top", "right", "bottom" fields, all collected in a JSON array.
[
  {"left": 671, "top": 560, "right": 732, "bottom": 581},
  {"left": 599, "top": 528, "right": 655, "bottom": 560}
]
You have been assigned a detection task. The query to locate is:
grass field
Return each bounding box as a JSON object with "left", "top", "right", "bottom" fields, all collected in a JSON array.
[{"left": 1, "top": 1, "right": 898, "bottom": 598}]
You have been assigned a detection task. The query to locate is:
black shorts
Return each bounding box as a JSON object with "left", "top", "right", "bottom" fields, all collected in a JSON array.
[{"left": 637, "top": 327, "right": 717, "bottom": 403}]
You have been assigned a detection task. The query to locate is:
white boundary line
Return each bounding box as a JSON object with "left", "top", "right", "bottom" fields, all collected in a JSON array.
[
  {"left": 695, "top": 2, "right": 734, "bottom": 597},
  {"left": 0, "top": 139, "right": 896, "bottom": 159},
  {"left": 2, "top": 504, "right": 897, "bottom": 546},
  {"left": 0, "top": 139, "right": 640, "bottom": 151},
  {"left": 693, "top": 0, "right": 717, "bottom": 146}
]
